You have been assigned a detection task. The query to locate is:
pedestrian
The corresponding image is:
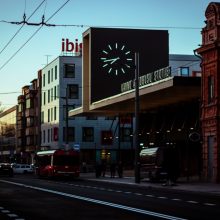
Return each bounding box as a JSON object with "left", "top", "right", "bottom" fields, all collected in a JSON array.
[
  {"left": 110, "top": 163, "right": 116, "bottom": 178},
  {"left": 117, "top": 161, "right": 123, "bottom": 178}
]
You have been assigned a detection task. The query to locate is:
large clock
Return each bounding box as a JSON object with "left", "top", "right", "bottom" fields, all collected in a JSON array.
[{"left": 100, "top": 43, "right": 134, "bottom": 76}]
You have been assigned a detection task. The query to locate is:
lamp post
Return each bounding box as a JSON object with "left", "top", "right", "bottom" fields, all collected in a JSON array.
[
  {"left": 134, "top": 52, "right": 140, "bottom": 183},
  {"left": 61, "top": 87, "right": 69, "bottom": 149}
]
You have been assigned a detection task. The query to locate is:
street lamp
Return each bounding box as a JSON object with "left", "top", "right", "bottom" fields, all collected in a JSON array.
[{"left": 134, "top": 52, "right": 140, "bottom": 183}]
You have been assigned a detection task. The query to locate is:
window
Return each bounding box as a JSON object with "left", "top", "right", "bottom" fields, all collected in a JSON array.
[
  {"left": 54, "top": 86, "right": 57, "bottom": 100},
  {"left": 41, "top": 111, "right": 44, "bottom": 123},
  {"left": 43, "top": 92, "right": 46, "bottom": 105},
  {"left": 48, "top": 109, "right": 50, "bottom": 122},
  {"left": 101, "top": 130, "right": 113, "bottom": 145},
  {"left": 48, "top": 90, "right": 50, "bottom": 103},
  {"left": 18, "top": 103, "right": 22, "bottom": 112},
  {"left": 51, "top": 108, "right": 53, "bottom": 122},
  {"left": 43, "top": 130, "right": 45, "bottom": 143},
  {"left": 54, "top": 106, "right": 57, "bottom": 121},
  {"left": 82, "top": 127, "right": 94, "bottom": 142},
  {"left": 51, "top": 68, "right": 53, "bottom": 82},
  {"left": 48, "top": 70, "right": 50, "bottom": 84},
  {"left": 64, "top": 64, "right": 75, "bottom": 78},
  {"left": 26, "top": 98, "right": 33, "bottom": 109},
  {"left": 63, "top": 105, "right": 75, "bottom": 120},
  {"left": 48, "top": 129, "right": 50, "bottom": 143},
  {"left": 180, "top": 67, "right": 189, "bottom": 77},
  {"left": 55, "top": 65, "right": 57, "bottom": 80},
  {"left": 208, "top": 75, "right": 214, "bottom": 103},
  {"left": 51, "top": 88, "right": 53, "bottom": 101},
  {"left": 68, "top": 84, "right": 78, "bottom": 99},
  {"left": 43, "top": 74, "right": 45, "bottom": 87},
  {"left": 26, "top": 117, "right": 34, "bottom": 127},
  {"left": 120, "top": 127, "right": 132, "bottom": 142},
  {"left": 63, "top": 127, "right": 75, "bottom": 142}
]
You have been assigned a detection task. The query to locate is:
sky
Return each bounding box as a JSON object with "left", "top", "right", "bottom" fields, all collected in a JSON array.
[{"left": 0, "top": 0, "right": 213, "bottom": 110}]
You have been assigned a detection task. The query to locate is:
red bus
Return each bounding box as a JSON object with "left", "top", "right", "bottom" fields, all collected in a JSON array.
[{"left": 35, "top": 149, "right": 80, "bottom": 178}]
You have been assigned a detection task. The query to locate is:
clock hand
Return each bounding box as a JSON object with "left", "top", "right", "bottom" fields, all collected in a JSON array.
[
  {"left": 103, "top": 57, "right": 120, "bottom": 63},
  {"left": 110, "top": 57, "right": 120, "bottom": 64}
]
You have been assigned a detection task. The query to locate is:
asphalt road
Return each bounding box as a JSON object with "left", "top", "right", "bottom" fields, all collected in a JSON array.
[{"left": 0, "top": 174, "right": 220, "bottom": 220}]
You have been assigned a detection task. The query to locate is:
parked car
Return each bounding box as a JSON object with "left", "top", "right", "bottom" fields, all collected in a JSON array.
[
  {"left": 12, "top": 164, "right": 34, "bottom": 174},
  {"left": 0, "top": 163, "right": 14, "bottom": 177}
]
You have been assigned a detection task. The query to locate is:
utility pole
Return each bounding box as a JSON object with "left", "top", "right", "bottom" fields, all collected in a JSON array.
[
  {"left": 65, "top": 87, "right": 69, "bottom": 149},
  {"left": 134, "top": 52, "right": 140, "bottom": 183}
]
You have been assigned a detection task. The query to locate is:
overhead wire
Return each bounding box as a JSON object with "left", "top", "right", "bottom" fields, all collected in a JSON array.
[
  {"left": 0, "top": 0, "right": 70, "bottom": 72},
  {"left": 0, "top": 0, "right": 46, "bottom": 56}
]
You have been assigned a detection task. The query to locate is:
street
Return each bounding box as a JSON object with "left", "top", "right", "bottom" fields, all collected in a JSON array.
[{"left": 0, "top": 174, "right": 220, "bottom": 220}]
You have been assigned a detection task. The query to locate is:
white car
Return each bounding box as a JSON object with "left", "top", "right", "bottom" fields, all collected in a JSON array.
[{"left": 12, "top": 164, "right": 34, "bottom": 174}]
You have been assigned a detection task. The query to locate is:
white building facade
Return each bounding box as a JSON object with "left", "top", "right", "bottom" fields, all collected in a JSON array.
[{"left": 40, "top": 56, "right": 126, "bottom": 166}]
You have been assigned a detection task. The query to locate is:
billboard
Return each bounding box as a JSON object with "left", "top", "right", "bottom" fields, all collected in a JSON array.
[{"left": 90, "top": 28, "right": 169, "bottom": 103}]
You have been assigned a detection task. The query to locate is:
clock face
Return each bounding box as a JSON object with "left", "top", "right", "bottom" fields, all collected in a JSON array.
[{"left": 100, "top": 43, "right": 134, "bottom": 76}]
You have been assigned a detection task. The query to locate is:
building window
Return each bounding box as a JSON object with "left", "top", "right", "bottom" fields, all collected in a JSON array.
[
  {"left": 43, "top": 130, "right": 45, "bottom": 143},
  {"left": 54, "top": 106, "right": 57, "bottom": 121},
  {"left": 51, "top": 128, "right": 53, "bottom": 142},
  {"left": 208, "top": 75, "right": 214, "bottom": 103},
  {"left": 26, "top": 98, "right": 33, "bottom": 109},
  {"left": 63, "top": 127, "right": 75, "bottom": 142},
  {"left": 68, "top": 84, "right": 78, "bottom": 99},
  {"left": 48, "top": 129, "right": 50, "bottom": 143},
  {"left": 51, "top": 108, "right": 53, "bottom": 122},
  {"left": 51, "top": 68, "right": 53, "bottom": 82},
  {"left": 64, "top": 64, "right": 75, "bottom": 78},
  {"left": 82, "top": 127, "right": 94, "bottom": 142},
  {"left": 48, "top": 90, "right": 50, "bottom": 103},
  {"left": 43, "top": 74, "right": 45, "bottom": 87},
  {"left": 180, "top": 67, "right": 189, "bottom": 77},
  {"left": 43, "top": 92, "right": 46, "bottom": 105},
  {"left": 51, "top": 88, "right": 53, "bottom": 101},
  {"left": 48, "top": 109, "right": 50, "bottom": 122},
  {"left": 120, "top": 127, "right": 132, "bottom": 142},
  {"left": 54, "top": 86, "right": 57, "bottom": 100},
  {"left": 101, "top": 130, "right": 113, "bottom": 145},
  {"left": 55, "top": 65, "right": 57, "bottom": 80},
  {"left": 48, "top": 70, "right": 50, "bottom": 84},
  {"left": 18, "top": 103, "right": 22, "bottom": 112},
  {"left": 26, "top": 117, "right": 34, "bottom": 127},
  {"left": 41, "top": 111, "right": 44, "bottom": 123}
]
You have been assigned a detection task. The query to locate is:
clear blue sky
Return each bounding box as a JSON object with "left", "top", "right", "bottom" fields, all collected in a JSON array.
[{"left": 0, "top": 0, "right": 212, "bottom": 109}]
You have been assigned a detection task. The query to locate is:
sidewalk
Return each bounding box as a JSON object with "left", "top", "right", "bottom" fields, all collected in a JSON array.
[{"left": 80, "top": 170, "right": 220, "bottom": 195}]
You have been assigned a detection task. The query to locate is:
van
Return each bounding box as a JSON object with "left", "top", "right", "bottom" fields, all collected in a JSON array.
[
  {"left": 140, "top": 147, "right": 167, "bottom": 181},
  {"left": 12, "top": 164, "right": 34, "bottom": 174}
]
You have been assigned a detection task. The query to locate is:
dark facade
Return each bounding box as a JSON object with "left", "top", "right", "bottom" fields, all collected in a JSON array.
[{"left": 16, "top": 73, "right": 41, "bottom": 164}]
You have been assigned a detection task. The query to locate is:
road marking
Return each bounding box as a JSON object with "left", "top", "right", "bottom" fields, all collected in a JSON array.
[
  {"left": 187, "top": 201, "right": 198, "bottom": 204},
  {"left": 203, "top": 203, "right": 216, "bottom": 206},
  {"left": 0, "top": 180, "right": 187, "bottom": 220},
  {"left": 172, "top": 198, "right": 182, "bottom": 201},
  {"left": 1, "top": 210, "right": 10, "bottom": 213},
  {"left": 7, "top": 213, "right": 18, "bottom": 217}
]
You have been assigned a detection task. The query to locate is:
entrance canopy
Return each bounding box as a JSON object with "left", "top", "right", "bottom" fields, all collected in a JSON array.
[{"left": 69, "top": 76, "right": 200, "bottom": 117}]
